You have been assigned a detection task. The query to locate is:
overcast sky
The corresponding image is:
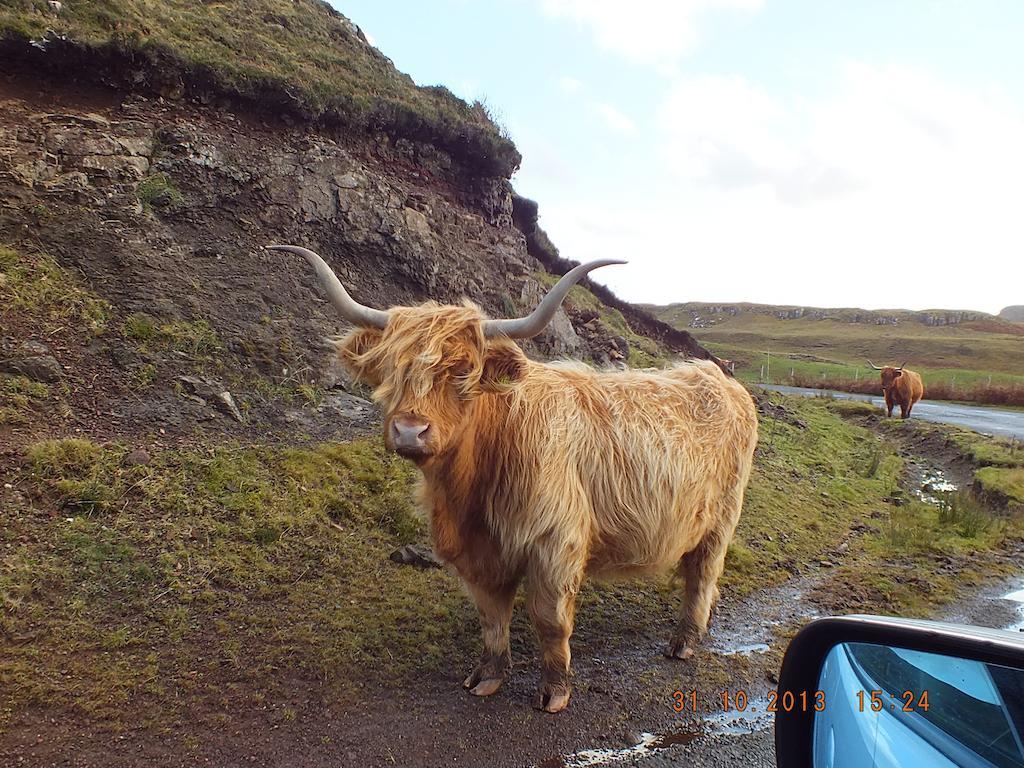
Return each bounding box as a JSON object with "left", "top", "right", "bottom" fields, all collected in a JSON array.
[{"left": 340, "top": 1, "right": 1023, "bottom": 314}]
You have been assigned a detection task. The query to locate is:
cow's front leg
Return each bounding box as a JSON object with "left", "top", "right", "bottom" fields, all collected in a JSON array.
[
  {"left": 526, "top": 565, "right": 581, "bottom": 713},
  {"left": 462, "top": 579, "right": 518, "bottom": 697}
]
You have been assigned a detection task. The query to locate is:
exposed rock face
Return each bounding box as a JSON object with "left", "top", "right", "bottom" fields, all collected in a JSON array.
[{"left": 1, "top": 76, "right": 681, "bottom": 415}]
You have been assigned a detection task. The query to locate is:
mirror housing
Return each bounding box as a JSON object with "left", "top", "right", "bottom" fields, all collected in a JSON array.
[{"left": 775, "top": 615, "right": 1024, "bottom": 768}]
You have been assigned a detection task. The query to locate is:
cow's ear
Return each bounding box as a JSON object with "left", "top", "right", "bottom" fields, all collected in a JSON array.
[
  {"left": 337, "top": 328, "right": 384, "bottom": 386},
  {"left": 480, "top": 340, "right": 527, "bottom": 392},
  {"left": 893, "top": 370, "right": 903, "bottom": 378}
]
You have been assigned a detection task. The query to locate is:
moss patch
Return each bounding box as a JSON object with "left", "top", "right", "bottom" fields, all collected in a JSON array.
[{"left": 137, "top": 172, "right": 183, "bottom": 211}]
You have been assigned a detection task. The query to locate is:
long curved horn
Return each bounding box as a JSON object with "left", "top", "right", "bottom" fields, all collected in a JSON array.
[
  {"left": 897, "top": 361, "right": 907, "bottom": 371},
  {"left": 867, "top": 359, "right": 883, "bottom": 370},
  {"left": 484, "top": 259, "right": 626, "bottom": 339},
  {"left": 267, "top": 245, "right": 388, "bottom": 329}
]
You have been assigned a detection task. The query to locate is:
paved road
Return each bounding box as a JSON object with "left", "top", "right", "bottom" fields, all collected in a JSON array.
[{"left": 763, "top": 384, "right": 1024, "bottom": 440}]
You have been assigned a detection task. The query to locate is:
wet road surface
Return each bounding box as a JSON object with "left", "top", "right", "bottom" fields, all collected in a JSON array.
[{"left": 763, "top": 384, "right": 1024, "bottom": 440}]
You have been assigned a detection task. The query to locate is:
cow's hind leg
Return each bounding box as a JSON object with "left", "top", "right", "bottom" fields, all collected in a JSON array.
[
  {"left": 666, "top": 516, "right": 737, "bottom": 660},
  {"left": 462, "top": 579, "right": 518, "bottom": 697},
  {"left": 526, "top": 561, "right": 582, "bottom": 713}
]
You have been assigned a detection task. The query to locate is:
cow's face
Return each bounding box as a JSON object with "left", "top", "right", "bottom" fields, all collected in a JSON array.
[
  {"left": 338, "top": 303, "right": 527, "bottom": 465},
  {"left": 879, "top": 367, "right": 903, "bottom": 392}
]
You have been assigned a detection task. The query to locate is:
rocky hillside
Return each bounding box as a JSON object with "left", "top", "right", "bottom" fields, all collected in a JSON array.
[
  {"left": 1001, "top": 306, "right": 1024, "bottom": 323},
  {"left": 0, "top": 0, "right": 713, "bottom": 444},
  {"left": 649, "top": 301, "right": 1005, "bottom": 331}
]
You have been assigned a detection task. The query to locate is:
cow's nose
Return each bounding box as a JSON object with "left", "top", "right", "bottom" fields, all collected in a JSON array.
[{"left": 391, "top": 418, "right": 431, "bottom": 452}]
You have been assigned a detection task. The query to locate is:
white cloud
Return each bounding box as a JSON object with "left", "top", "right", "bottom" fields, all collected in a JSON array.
[
  {"left": 558, "top": 75, "right": 583, "bottom": 94},
  {"left": 530, "top": 63, "right": 1024, "bottom": 314},
  {"left": 540, "top": 0, "right": 763, "bottom": 68},
  {"left": 595, "top": 102, "right": 637, "bottom": 134}
]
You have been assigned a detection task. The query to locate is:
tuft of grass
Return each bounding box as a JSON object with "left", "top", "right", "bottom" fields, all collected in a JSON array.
[
  {"left": 935, "top": 491, "right": 994, "bottom": 538},
  {"left": 131, "top": 362, "right": 157, "bottom": 388},
  {"left": 0, "top": 246, "right": 109, "bottom": 334},
  {"left": 27, "top": 438, "right": 105, "bottom": 477},
  {"left": 124, "top": 313, "right": 220, "bottom": 357},
  {"left": 884, "top": 502, "right": 934, "bottom": 550},
  {"left": 137, "top": 173, "right": 183, "bottom": 211},
  {"left": 122, "top": 312, "right": 157, "bottom": 342},
  {"left": 296, "top": 383, "right": 324, "bottom": 407}
]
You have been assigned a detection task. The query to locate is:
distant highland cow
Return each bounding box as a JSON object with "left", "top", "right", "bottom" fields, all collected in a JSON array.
[{"left": 868, "top": 361, "right": 924, "bottom": 419}]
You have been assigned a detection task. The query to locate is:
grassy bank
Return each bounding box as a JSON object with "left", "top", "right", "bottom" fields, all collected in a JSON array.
[
  {"left": 0, "top": 0, "right": 518, "bottom": 176},
  {"left": 3, "top": 395, "right": 1021, "bottom": 733}
]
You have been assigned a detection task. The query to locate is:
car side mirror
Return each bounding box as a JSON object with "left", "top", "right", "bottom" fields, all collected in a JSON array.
[{"left": 775, "top": 616, "right": 1024, "bottom": 768}]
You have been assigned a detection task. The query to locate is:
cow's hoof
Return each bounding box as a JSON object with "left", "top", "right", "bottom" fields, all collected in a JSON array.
[
  {"left": 665, "top": 638, "right": 697, "bottom": 660},
  {"left": 532, "top": 682, "right": 571, "bottom": 714},
  {"left": 463, "top": 655, "right": 508, "bottom": 697},
  {"left": 466, "top": 677, "right": 504, "bottom": 697}
]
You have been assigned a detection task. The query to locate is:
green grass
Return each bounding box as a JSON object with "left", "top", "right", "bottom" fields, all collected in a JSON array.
[
  {"left": 955, "top": 435, "right": 1024, "bottom": 468},
  {"left": 2, "top": 438, "right": 459, "bottom": 728},
  {"left": 0, "top": 0, "right": 518, "bottom": 176},
  {"left": 0, "top": 245, "right": 109, "bottom": 335},
  {"left": 719, "top": 394, "right": 904, "bottom": 597}
]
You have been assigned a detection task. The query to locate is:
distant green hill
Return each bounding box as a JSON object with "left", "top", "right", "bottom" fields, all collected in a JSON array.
[
  {"left": 0, "top": 0, "right": 519, "bottom": 176},
  {"left": 645, "top": 301, "right": 1024, "bottom": 396},
  {"left": 646, "top": 301, "right": 1005, "bottom": 330}
]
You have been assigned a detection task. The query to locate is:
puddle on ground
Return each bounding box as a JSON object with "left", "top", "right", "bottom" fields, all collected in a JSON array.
[
  {"left": 717, "top": 641, "right": 770, "bottom": 657},
  {"left": 534, "top": 695, "right": 772, "bottom": 767},
  {"left": 709, "top": 578, "right": 818, "bottom": 658},
  {"left": 534, "top": 728, "right": 700, "bottom": 768},
  {"left": 1001, "top": 584, "right": 1024, "bottom": 632},
  {"left": 908, "top": 463, "right": 959, "bottom": 505}
]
